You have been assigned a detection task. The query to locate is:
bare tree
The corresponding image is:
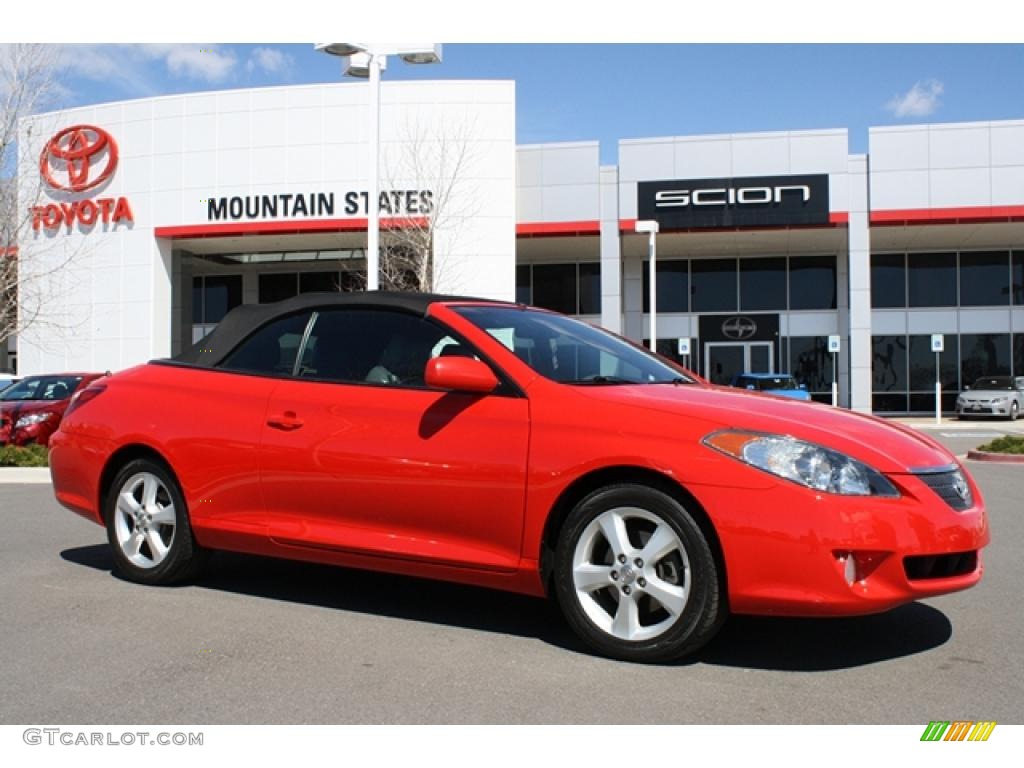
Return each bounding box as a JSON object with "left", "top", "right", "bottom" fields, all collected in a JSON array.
[
  {"left": 1, "top": 43, "right": 65, "bottom": 372},
  {"left": 377, "top": 115, "right": 482, "bottom": 293}
]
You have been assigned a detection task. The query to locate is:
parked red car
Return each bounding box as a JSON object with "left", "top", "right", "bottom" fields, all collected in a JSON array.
[
  {"left": 0, "top": 373, "right": 105, "bottom": 447},
  {"left": 49, "top": 293, "right": 989, "bottom": 661}
]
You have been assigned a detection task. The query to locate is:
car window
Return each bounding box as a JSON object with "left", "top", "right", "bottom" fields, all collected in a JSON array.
[
  {"left": 296, "top": 309, "right": 471, "bottom": 387},
  {"left": 220, "top": 312, "right": 313, "bottom": 376},
  {"left": 0, "top": 375, "right": 83, "bottom": 401},
  {"left": 971, "top": 377, "right": 1013, "bottom": 390},
  {"left": 454, "top": 306, "right": 693, "bottom": 385}
]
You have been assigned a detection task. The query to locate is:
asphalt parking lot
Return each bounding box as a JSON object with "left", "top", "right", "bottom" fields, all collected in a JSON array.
[{"left": 1, "top": 425, "right": 1022, "bottom": 725}]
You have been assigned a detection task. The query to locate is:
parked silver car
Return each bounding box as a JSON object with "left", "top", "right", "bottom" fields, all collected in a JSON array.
[{"left": 956, "top": 376, "right": 1024, "bottom": 420}]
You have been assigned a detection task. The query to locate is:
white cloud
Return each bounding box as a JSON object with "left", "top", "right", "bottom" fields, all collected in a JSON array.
[
  {"left": 145, "top": 45, "right": 237, "bottom": 82},
  {"left": 247, "top": 47, "right": 293, "bottom": 76},
  {"left": 885, "top": 79, "right": 944, "bottom": 118}
]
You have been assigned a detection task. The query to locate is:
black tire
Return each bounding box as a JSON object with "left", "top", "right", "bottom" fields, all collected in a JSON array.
[
  {"left": 104, "top": 458, "right": 207, "bottom": 585},
  {"left": 1010, "top": 402, "right": 1019, "bottom": 421},
  {"left": 553, "top": 483, "right": 725, "bottom": 662}
]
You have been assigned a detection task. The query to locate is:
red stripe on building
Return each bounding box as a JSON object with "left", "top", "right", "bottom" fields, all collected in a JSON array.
[
  {"left": 515, "top": 220, "right": 601, "bottom": 238},
  {"left": 154, "top": 217, "right": 428, "bottom": 239},
  {"left": 871, "top": 205, "right": 1024, "bottom": 226}
]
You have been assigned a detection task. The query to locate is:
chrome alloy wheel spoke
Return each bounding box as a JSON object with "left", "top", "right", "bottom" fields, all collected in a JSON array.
[
  {"left": 572, "top": 507, "right": 692, "bottom": 643},
  {"left": 114, "top": 473, "right": 176, "bottom": 569}
]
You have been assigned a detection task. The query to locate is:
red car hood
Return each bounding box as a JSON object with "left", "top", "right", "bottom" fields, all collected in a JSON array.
[{"left": 569, "top": 383, "right": 955, "bottom": 474}]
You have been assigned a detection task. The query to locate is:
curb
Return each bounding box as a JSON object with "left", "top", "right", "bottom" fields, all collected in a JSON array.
[
  {"left": 965, "top": 450, "right": 1024, "bottom": 464},
  {"left": 0, "top": 467, "right": 52, "bottom": 484}
]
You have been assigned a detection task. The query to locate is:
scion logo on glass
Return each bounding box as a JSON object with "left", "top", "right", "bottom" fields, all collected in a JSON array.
[
  {"left": 39, "top": 125, "right": 119, "bottom": 193},
  {"left": 721, "top": 316, "right": 757, "bottom": 340}
]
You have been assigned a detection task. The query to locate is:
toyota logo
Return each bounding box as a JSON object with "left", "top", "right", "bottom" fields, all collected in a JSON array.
[
  {"left": 39, "top": 125, "right": 119, "bottom": 193},
  {"left": 721, "top": 316, "right": 757, "bottom": 340}
]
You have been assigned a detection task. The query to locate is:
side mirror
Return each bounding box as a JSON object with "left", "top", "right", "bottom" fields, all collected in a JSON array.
[{"left": 425, "top": 357, "right": 499, "bottom": 394}]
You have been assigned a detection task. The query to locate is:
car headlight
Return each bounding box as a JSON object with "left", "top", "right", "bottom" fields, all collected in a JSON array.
[
  {"left": 15, "top": 412, "right": 53, "bottom": 429},
  {"left": 703, "top": 430, "right": 900, "bottom": 497}
]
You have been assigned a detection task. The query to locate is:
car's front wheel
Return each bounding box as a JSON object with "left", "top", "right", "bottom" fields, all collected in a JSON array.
[
  {"left": 1010, "top": 402, "right": 1019, "bottom": 421},
  {"left": 554, "top": 484, "right": 725, "bottom": 662},
  {"left": 105, "top": 458, "right": 206, "bottom": 585}
]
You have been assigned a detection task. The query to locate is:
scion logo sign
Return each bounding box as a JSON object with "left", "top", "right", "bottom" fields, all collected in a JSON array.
[
  {"left": 721, "top": 316, "right": 758, "bottom": 340},
  {"left": 39, "top": 125, "right": 119, "bottom": 192},
  {"left": 32, "top": 124, "right": 134, "bottom": 233},
  {"left": 638, "top": 174, "right": 829, "bottom": 229}
]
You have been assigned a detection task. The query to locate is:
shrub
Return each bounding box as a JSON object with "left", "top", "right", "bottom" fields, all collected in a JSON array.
[
  {"left": 976, "top": 435, "right": 1024, "bottom": 455},
  {"left": 0, "top": 444, "right": 50, "bottom": 467}
]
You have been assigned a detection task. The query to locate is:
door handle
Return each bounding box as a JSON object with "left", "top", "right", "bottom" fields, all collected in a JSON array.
[{"left": 267, "top": 411, "right": 304, "bottom": 431}]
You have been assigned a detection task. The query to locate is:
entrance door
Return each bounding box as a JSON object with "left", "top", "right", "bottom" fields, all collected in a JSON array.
[{"left": 705, "top": 342, "right": 773, "bottom": 385}]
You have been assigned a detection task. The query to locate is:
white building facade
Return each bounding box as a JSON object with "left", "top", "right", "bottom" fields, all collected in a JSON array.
[{"left": 15, "top": 80, "right": 1024, "bottom": 414}]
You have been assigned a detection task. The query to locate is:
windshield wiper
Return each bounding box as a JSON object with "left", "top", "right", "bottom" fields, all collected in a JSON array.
[
  {"left": 650, "top": 377, "right": 693, "bottom": 386},
  {"left": 564, "top": 376, "right": 635, "bottom": 385}
]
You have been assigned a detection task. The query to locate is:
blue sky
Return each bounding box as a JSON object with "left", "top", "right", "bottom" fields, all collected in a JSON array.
[{"left": 42, "top": 44, "right": 1024, "bottom": 163}]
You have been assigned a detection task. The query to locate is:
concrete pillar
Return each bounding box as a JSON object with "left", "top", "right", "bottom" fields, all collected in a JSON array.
[
  {"left": 599, "top": 165, "right": 622, "bottom": 334},
  {"left": 847, "top": 154, "right": 873, "bottom": 413}
]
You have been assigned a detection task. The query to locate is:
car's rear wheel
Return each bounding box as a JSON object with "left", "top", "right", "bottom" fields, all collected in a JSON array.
[
  {"left": 105, "top": 458, "right": 206, "bottom": 585},
  {"left": 554, "top": 484, "right": 725, "bottom": 662}
]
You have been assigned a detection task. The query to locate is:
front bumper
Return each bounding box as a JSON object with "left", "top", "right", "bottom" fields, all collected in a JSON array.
[
  {"left": 956, "top": 401, "right": 1013, "bottom": 417},
  {"left": 691, "top": 468, "right": 989, "bottom": 617}
]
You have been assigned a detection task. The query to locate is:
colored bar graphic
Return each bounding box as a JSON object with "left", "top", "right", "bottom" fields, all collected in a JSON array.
[{"left": 920, "top": 720, "right": 996, "bottom": 742}]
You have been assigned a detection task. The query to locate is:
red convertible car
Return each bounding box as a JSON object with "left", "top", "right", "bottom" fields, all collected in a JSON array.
[
  {"left": 0, "top": 373, "right": 105, "bottom": 447},
  {"left": 49, "top": 293, "right": 988, "bottom": 661}
]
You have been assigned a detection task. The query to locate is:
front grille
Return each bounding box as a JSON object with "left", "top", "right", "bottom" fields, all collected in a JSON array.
[
  {"left": 904, "top": 551, "right": 978, "bottom": 581},
  {"left": 916, "top": 469, "right": 973, "bottom": 511}
]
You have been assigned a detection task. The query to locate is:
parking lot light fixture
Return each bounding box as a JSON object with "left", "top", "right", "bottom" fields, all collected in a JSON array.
[{"left": 315, "top": 44, "right": 442, "bottom": 291}]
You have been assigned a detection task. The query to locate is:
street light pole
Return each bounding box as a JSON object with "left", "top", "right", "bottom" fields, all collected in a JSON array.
[
  {"left": 366, "top": 53, "right": 382, "bottom": 290},
  {"left": 315, "top": 44, "right": 442, "bottom": 292},
  {"left": 635, "top": 220, "right": 660, "bottom": 352}
]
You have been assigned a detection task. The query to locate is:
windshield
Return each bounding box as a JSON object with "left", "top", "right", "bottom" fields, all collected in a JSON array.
[
  {"left": 454, "top": 306, "right": 695, "bottom": 385},
  {"left": 0, "top": 375, "right": 82, "bottom": 402},
  {"left": 758, "top": 376, "right": 799, "bottom": 391},
  {"left": 971, "top": 377, "right": 1013, "bottom": 391}
]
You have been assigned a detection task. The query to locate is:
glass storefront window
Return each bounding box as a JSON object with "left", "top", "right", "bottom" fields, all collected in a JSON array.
[
  {"left": 529, "top": 262, "right": 600, "bottom": 315},
  {"left": 959, "top": 251, "right": 1010, "bottom": 306},
  {"left": 789, "top": 255, "right": 836, "bottom": 310},
  {"left": 908, "top": 252, "right": 956, "bottom": 307},
  {"left": 259, "top": 273, "right": 298, "bottom": 304},
  {"left": 872, "top": 335, "right": 907, "bottom": 395},
  {"left": 532, "top": 264, "right": 577, "bottom": 314},
  {"left": 908, "top": 335, "right": 959, "bottom": 391},
  {"left": 516, "top": 265, "right": 531, "bottom": 305},
  {"left": 192, "top": 275, "right": 242, "bottom": 323},
  {"left": 788, "top": 336, "right": 833, "bottom": 393},
  {"left": 1013, "top": 251, "right": 1024, "bottom": 305},
  {"left": 960, "top": 334, "right": 1011, "bottom": 384},
  {"left": 299, "top": 271, "right": 340, "bottom": 294},
  {"left": 1015, "top": 333, "right": 1024, "bottom": 376},
  {"left": 691, "top": 259, "right": 737, "bottom": 313},
  {"left": 871, "top": 253, "right": 906, "bottom": 308},
  {"left": 578, "top": 263, "right": 601, "bottom": 314},
  {"left": 740, "top": 257, "right": 787, "bottom": 311},
  {"left": 642, "top": 259, "right": 688, "bottom": 313}
]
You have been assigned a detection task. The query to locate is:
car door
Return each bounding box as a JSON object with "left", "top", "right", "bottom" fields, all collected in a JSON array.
[{"left": 259, "top": 307, "right": 530, "bottom": 572}]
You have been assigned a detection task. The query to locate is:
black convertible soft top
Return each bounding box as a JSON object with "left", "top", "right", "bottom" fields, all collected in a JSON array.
[{"left": 173, "top": 290, "right": 503, "bottom": 368}]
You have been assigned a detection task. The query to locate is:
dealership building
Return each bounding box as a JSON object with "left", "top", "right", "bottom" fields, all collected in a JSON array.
[{"left": 14, "top": 79, "right": 1024, "bottom": 413}]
